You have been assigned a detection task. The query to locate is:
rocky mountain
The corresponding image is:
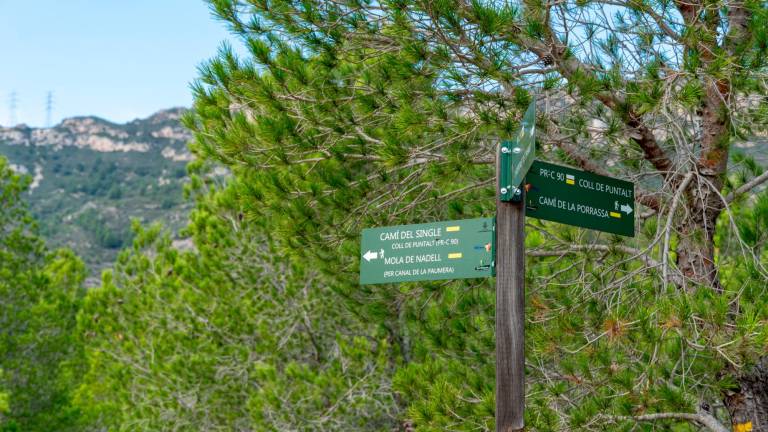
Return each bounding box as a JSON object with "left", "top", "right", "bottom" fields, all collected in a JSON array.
[
  {"left": 0, "top": 108, "right": 195, "bottom": 285},
  {"left": 0, "top": 108, "right": 192, "bottom": 154}
]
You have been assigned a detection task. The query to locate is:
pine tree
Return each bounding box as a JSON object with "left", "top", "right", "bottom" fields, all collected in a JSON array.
[
  {"left": 183, "top": 0, "right": 768, "bottom": 430},
  {"left": 73, "top": 181, "right": 397, "bottom": 430},
  {"left": 0, "top": 157, "right": 86, "bottom": 431}
]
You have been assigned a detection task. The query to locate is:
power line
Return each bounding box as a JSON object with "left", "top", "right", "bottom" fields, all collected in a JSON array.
[
  {"left": 45, "top": 91, "right": 54, "bottom": 127},
  {"left": 8, "top": 91, "right": 18, "bottom": 126}
]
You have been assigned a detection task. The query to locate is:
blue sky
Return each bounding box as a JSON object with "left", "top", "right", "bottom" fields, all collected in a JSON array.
[{"left": 0, "top": 1, "right": 240, "bottom": 127}]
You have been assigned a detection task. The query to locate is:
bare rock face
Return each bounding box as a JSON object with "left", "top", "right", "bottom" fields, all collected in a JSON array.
[{"left": 0, "top": 108, "right": 193, "bottom": 157}]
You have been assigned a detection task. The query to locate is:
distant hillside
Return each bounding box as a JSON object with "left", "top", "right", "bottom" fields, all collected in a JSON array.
[
  {"left": 1, "top": 109, "right": 764, "bottom": 287},
  {"left": 0, "top": 108, "right": 194, "bottom": 285}
]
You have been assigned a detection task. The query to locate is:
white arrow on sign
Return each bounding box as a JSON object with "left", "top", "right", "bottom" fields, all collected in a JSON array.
[
  {"left": 620, "top": 204, "right": 633, "bottom": 215},
  {"left": 363, "top": 250, "right": 378, "bottom": 262}
]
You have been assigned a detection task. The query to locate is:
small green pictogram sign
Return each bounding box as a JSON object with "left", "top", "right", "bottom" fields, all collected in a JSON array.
[
  {"left": 360, "top": 217, "right": 495, "bottom": 285},
  {"left": 525, "top": 160, "right": 635, "bottom": 237},
  {"left": 500, "top": 100, "right": 536, "bottom": 201}
]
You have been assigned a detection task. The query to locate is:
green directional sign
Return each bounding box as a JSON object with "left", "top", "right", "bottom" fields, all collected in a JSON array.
[
  {"left": 360, "top": 217, "right": 495, "bottom": 285},
  {"left": 500, "top": 100, "right": 536, "bottom": 201},
  {"left": 525, "top": 160, "right": 635, "bottom": 237}
]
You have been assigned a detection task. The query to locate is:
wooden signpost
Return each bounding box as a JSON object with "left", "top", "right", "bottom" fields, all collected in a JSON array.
[
  {"left": 495, "top": 145, "right": 527, "bottom": 431},
  {"left": 359, "top": 99, "right": 635, "bottom": 431}
]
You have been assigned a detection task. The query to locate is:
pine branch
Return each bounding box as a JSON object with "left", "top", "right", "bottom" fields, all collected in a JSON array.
[
  {"left": 547, "top": 135, "right": 607, "bottom": 178},
  {"left": 597, "top": 0, "right": 683, "bottom": 43},
  {"left": 725, "top": 170, "right": 768, "bottom": 203},
  {"left": 468, "top": 7, "right": 677, "bottom": 179},
  {"left": 528, "top": 243, "right": 661, "bottom": 269},
  {"left": 600, "top": 410, "right": 729, "bottom": 432}
]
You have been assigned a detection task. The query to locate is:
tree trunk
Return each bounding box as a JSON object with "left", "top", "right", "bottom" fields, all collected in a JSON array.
[
  {"left": 724, "top": 358, "right": 768, "bottom": 432},
  {"left": 675, "top": 175, "right": 724, "bottom": 291},
  {"left": 680, "top": 172, "right": 768, "bottom": 432},
  {"left": 676, "top": 229, "right": 719, "bottom": 291}
]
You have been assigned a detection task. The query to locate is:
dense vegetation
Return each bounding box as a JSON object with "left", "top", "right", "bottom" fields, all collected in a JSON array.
[
  {"left": 2, "top": 0, "right": 768, "bottom": 431},
  {"left": 0, "top": 157, "right": 85, "bottom": 431},
  {"left": 178, "top": 0, "right": 768, "bottom": 429}
]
